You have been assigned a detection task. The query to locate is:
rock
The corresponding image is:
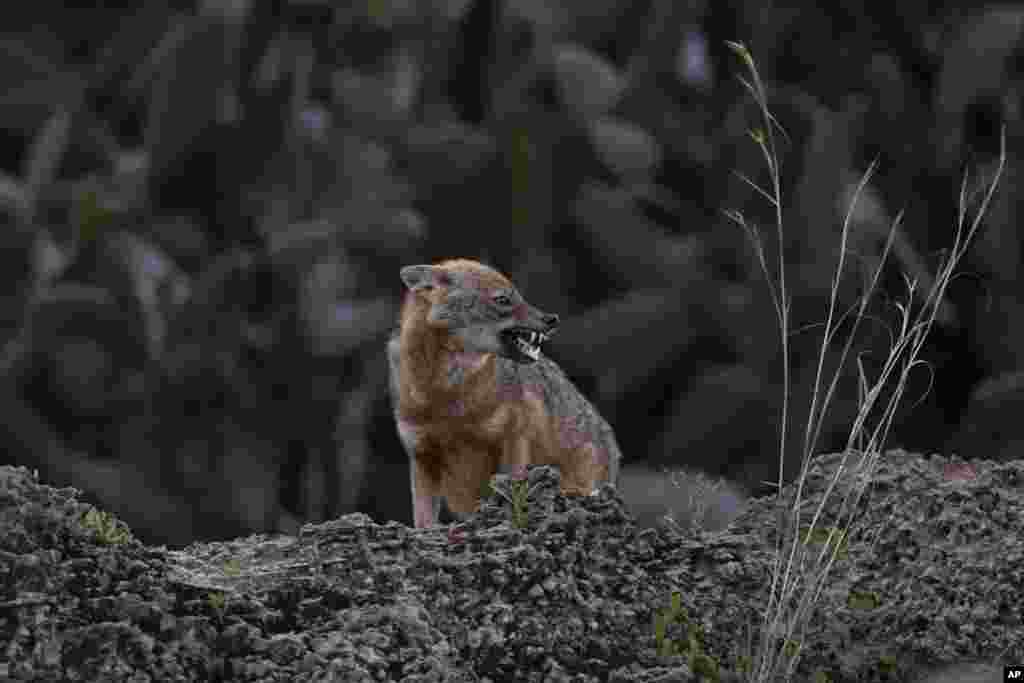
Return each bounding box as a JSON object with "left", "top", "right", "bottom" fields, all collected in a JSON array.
[{"left": 0, "top": 449, "right": 1021, "bottom": 681}]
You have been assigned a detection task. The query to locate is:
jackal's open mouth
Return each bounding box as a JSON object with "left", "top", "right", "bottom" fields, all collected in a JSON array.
[{"left": 500, "top": 328, "right": 550, "bottom": 363}]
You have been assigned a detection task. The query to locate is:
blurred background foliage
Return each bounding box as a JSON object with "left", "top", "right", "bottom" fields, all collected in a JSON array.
[{"left": 0, "top": 0, "right": 1020, "bottom": 545}]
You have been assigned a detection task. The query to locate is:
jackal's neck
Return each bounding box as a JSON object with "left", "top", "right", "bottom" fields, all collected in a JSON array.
[{"left": 398, "top": 295, "right": 493, "bottom": 403}]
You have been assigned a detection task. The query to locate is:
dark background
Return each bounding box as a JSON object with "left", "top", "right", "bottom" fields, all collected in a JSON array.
[{"left": 0, "top": 0, "right": 1020, "bottom": 546}]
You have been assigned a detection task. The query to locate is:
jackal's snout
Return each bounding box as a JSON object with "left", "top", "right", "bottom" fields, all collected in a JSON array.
[{"left": 500, "top": 307, "right": 558, "bottom": 364}]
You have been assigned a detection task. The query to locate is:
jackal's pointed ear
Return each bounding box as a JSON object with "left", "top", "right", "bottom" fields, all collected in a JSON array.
[
  {"left": 401, "top": 265, "right": 453, "bottom": 291},
  {"left": 400, "top": 265, "right": 436, "bottom": 292}
]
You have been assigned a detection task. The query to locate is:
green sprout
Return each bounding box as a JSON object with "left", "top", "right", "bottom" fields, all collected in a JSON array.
[
  {"left": 81, "top": 507, "right": 132, "bottom": 545},
  {"left": 846, "top": 590, "right": 881, "bottom": 610},
  {"left": 653, "top": 590, "right": 720, "bottom": 681},
  {"left": 801, "top": 525, "right": 850, "bottom": 561},
  {"left": 878, "top": 654, "right": 898, "bottom": 675},
  {"left": 490, "top": 465, "right": 544, "bottom": 530},
  {"left": 207, "top": 591, "right": 226, "bottom": 612},
  {"left": 75, "top": 181, "right": 117, "bottom": 243}
]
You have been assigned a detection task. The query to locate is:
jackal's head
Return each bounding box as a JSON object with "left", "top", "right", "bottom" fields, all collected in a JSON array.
[{"left": 399, "top": 259, "right": 558, "bottom": 364}]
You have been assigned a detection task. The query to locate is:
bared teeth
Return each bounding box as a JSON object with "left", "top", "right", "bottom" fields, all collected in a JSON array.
[
  {"left": 514, "top": 335, "right": 540, "bottom": 360},
  {"left": 508, "top": 329, "right": 547, "bottom": 360}
]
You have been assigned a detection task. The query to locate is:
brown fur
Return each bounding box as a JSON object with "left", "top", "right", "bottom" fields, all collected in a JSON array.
[{"left": 389, "top": 259, "right": 621, "bottom": 527}]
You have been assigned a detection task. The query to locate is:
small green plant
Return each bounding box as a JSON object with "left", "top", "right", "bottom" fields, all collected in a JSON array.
[
  {"left": 801, "top": 525, "right": 849, "bottom": 561},
  {"left": 207, "top": 591, "right": 226, "bottom": 612},
  {"left": 75, "top": 180, "right": 117, "bottom": 243},
  {"left": 846, "top": 589, "right": 881, "bottom": 610},
  {"left": 222, "top": 559, "right": 242, "bottom": 577},
  {"left": 877, "top": 654, "right": 898, "bottom": 675},
  {"left": 653, "top": 591, "right": 721, "bottom": 681},
  {"left": 81, "top": 507, "right": 132, "bottom": 545},
  {"left": 735, "top": 654, "right": 753, "bottom": 677},
  {"left": 490, "top": 465, "right": 544, "bottom": 530}
]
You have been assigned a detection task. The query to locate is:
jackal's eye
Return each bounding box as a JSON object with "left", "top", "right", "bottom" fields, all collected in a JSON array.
[{"left": 492, "top": 294, "right": 513, "bottom": 307}]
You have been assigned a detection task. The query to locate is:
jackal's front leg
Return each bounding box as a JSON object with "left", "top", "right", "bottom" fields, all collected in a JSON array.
[
  {"left": 410, "top": 457, "right": 441, "bottom": 528},
  {"left": 502, "top": 432, "right": 533, "bottom": 470},
  {"left": 558, "top": 442, "right": 601, "bottom": 497},
  {"left": 441, "top": 447, "right": 500, "bottom": 519}
]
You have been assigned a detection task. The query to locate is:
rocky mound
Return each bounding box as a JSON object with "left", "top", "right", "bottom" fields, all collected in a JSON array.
[{"left": 0, "top": 449, "right": 1020, "bottom": 681}]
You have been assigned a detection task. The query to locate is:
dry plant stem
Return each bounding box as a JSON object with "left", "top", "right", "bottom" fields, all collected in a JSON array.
[
  {"left": 724, "top": 41, "right": 796, "bottom": 680},
  {"left": 808, "top": 130, "right": 1006, "bottom": 565},
  {"left": 776, "top": 134, "right": 1005, "bottom": 683},
  {"left": 722, "top": 44, "right": 791, "bottom": 632},
  {"left": 812, "top": 133, "right": 1007, "bottom": 559},
  {"left": 765, "top": 171, "right": 898, "bottom": 678},
  {"left": 726, "top": 40, "right": 1007, "bottom": 683}
]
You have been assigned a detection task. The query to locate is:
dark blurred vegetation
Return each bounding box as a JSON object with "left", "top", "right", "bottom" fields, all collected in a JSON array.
[{"left": 0, "top": 0, "right": 1020, "bottom": 546}]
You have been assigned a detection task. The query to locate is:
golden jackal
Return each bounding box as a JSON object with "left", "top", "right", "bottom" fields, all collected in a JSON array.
[{"left": 388, "top": 259, "right": 622, "bottom": 528}]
